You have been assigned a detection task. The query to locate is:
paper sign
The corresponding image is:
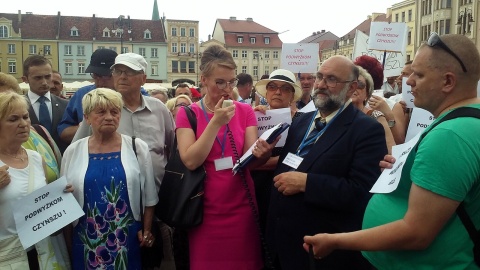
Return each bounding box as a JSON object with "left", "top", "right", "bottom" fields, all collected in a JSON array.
[
  {"left": 401, "top": 77, "right": 414, "bottom": 108},
  {"left": 255, "top": 108, "right": 291, "bottom": 147},
  {"left": 299, "top": 100, "right": 316, "bottom": 113},
  {"left": 405, "top": 108, "right": 435, "bottom": 143},
  {"left": 281, "top": 43, "right": 319, "bottom": 73},
  {"left": 368, "top": 22, "right": 408, "bottom": 52},
  {"left": 370, "top": 133, "right": 421, "bottom": 193},
  {"left": 12, "top": 177, "right": 84, "bottom": 249}
]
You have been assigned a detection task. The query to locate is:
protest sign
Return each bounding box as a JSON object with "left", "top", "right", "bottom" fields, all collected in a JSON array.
[
  {"left": 281, "top": 43, "right": 319, "bottom": 73},
  {"left": 405, "top": 108, "right": 435, "bottom": 143},
  {"left": 368, "top": 22, "right": 408, "bottom": 52},
  {"left": 401, "top": 77, "right": 414, "bottom": 108},
  {"left": 255, "top": 108, "right": 291, "bottom": 147},
  {"left": 12, "top": 176, "right": 84, "bottom": 249}
]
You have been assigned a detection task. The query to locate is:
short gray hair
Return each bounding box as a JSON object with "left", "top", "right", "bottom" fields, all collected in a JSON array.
[{"left": 82, "top": 88, "right": 123, "bottom": 115}]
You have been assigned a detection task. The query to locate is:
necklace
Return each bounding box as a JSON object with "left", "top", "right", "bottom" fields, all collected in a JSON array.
[
  {"left": 0, "top": 148, "right": 26, "bottom": 162},
  {"left": 202, "top": 97, "right": 215, "bottom": 113}
]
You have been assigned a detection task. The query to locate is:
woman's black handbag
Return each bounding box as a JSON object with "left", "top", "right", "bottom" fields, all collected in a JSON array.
[{"left": 156, "top": 106, "right": 206, "bottom": 228}]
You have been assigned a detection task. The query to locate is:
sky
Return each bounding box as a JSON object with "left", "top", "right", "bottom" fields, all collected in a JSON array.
[{"left": 6, "top": 0, "right": 401, "bottom": 43}]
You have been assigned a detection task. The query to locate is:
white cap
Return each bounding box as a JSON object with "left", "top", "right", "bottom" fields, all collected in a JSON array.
[{"left": 111, "top": 53, "right": 148, "bottom": 72}]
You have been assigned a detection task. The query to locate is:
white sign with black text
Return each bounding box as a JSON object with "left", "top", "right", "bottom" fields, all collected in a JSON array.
[{"left": 255, "top": 108, "right": 292, "bottom": 147}]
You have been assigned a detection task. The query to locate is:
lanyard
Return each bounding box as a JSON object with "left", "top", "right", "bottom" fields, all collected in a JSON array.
[
  {"left": 200, "top": 99, "right": 229, "bottom": 157},
  {"left": 296, "top": 104, "right": 345, "bottom": 155}
]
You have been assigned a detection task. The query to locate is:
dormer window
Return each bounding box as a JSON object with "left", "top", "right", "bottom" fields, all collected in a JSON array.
[
  {"left": 103, "top": 28, "right": 111, "bottom": 37},
  {"left": 250, "top": 37, "right": 256, "bottom": 44},
  {"left": 70, "top": 26, "right": 79, "bottom": 37},
  {"left": 264, "top": 37, "right": 270, "bottom": 44},
  {"left": 144, "top": 30, "right": 152, "bottom": 39},
  {"left": 0, "top": 25, "right": 8, "bottom": 38},
  {"left": 238, "top": 36, "right": 243, "bottom": 43}
]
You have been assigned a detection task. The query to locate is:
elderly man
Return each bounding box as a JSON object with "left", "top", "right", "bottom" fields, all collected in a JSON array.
[
  {"left": 50, "top": 70, "right": 65, "bottom": 98},
  {"left": 267, "top": 55, "right": 387, "bottom": 269},
  {"left": 296, "top": 72, "right": 315, "bottom": 109},
  {"left": 304, "top": 33, "right": 480, "bottom": 269}
]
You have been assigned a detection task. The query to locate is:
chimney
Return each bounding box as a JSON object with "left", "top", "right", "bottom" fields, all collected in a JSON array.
[
  {"left": 18, "top": 10, "right": 21, "bottom": 23},
  {"left": 317, "top": 31, "right": 320, "bottom": 34},
  {"left": 229, "top": 16, "right": 236, "bottom": 21},
  {"left": 321, "top": 30, "right": 325, "bottom": 33},
  {"left": 208, "top": 34, "right": 211, "bottom": 40},
  {"left": 246, "top": 17, "right": 253, "bottom": 22}
]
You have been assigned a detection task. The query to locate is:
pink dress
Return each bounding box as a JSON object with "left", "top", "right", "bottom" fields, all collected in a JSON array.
[{"left": 176, "top": 102, "right": 263, "bottom": 270}]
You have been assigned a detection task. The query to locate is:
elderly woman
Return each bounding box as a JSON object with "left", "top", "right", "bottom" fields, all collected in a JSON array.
[
  {"left": 0, "top": 72, "right": 62, "bottom": 183},
  {"left": 171, "top": 94, "right": 193, "bottom": 120},
  {"left": 351, "top": 66, "right": 395, "bottom": 153},
  {"left": 0, "top": 91, "right": 72, "bottom": 269},
  {"left": 61, "top": 88, "right": 158, "bottom": 269},
  {"left": 175, "top": 44, "right": 276, "bottom": 269}
]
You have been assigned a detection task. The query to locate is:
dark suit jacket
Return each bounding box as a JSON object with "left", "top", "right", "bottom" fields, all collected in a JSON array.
[
  {"left": 266, "top": 103, "right": 387, "bottom": 270},
  {"left": 27, "top": 94, "right": 69, "bottom": 153}
]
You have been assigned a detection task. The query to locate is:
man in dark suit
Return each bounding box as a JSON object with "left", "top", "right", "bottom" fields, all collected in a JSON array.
[
  {"left": 22, "top": 55, "right": 68, "bottom": 153},
  {"left": 266, "top": 55, "right": 387, "bottom": 270}
]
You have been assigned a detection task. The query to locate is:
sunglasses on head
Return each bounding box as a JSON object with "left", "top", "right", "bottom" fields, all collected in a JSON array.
[{"left": 427, "top": 32, "right": 467, "bottom": 73}]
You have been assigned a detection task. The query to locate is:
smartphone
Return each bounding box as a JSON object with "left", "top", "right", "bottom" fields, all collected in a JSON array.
[{"left": 222, "top": 100, "right": 233, "bottom": 108}]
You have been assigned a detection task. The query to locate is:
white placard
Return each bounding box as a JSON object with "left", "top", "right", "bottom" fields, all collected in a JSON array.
[
  {"left": 370, "top": 133, "right": 421, "bottom": 193},
  {"left": 255, "top": 108, "right": 291, "bottom": 147},
  {"left": 368, "top": 22, "right": 408, "bottom": 52},
  {"left": 281, "top": 43, "right": 319, "bottom": 73},
  {"left": 12, "top": 177, "right": 84, "bottom": 249},
  {"left": 299, "top": 100, "right": 316, "bottom": 113},
  {"left": 401, "top": 77, "right": 414, "bottom": 108},
  {"left": 405, "top": 108, "right": 435, "bottom": 143}
]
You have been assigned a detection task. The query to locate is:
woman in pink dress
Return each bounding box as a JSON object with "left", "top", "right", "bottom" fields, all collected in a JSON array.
[{"left": 175, "top": 44, "right": 277, "bottom": 269}]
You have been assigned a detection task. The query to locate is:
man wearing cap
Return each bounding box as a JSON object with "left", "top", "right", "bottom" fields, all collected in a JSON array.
[
  {"left": 58, "top": 48, "right": 118, "bottom": 143},
  {"left": 266, "top": 55, "right": 387, "bottom": 269}
]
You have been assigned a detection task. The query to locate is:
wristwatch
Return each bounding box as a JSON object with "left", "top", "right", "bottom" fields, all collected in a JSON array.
[{"left": 387, "top": 119, "right": 396, "bottom": 128}]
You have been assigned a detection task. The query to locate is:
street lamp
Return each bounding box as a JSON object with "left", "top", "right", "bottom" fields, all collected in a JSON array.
[
  {"left": 112, "top": 15, "right": 132, "bottom": 53},
  {"left": 457, "top": 8, "right": 474, "bottom": 35}
]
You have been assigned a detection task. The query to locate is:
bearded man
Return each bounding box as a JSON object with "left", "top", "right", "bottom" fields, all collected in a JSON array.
[{"left": 266, "top": 55, "right": 387, "bottom": 270}]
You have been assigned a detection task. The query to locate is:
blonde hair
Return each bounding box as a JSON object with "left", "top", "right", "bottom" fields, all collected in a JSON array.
[
  {"left": 165, "top": 98, "right": 176, "bottom": 112},
  {"left": 0, "top": 91, "right": 28, "bottom": 121},
  {"left": 0, "top": 72, "right": 22, "bottom": 94},
  {"left": 199, "top": 45, "right": 236, "bottom": 77},
  {"left": 175, "top": 94, "right": 193, "bottom": 105},
  {"left": 82, "top": 88, "right": 123, "bottom": 115}
]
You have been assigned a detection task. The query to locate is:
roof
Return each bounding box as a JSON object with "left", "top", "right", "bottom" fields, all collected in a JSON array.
[
  {"left": 341, "top": 13, "right": 390, "bottom": 39},
  {"left": 215, "top": 18, "right": 282, "bottom": 48},
  {"left": 299, "top": 31, "right": 338, "bottom": 43},
  {"left": 216, "top": 18, "right": 277, "bottom": 34}
]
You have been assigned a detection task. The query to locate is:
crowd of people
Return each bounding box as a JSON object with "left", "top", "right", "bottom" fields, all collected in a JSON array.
[{"left": 0, "top": 32, "right": 479, "bottom": 270}]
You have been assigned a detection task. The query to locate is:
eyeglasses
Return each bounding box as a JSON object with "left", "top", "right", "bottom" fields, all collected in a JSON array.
[
  {"left": 316, "top": 74, "right": 354, "bottom": 88},
  {"left": 357, "top": 81, "right": 366, "bottom": 90},
  {"left": 266, "top": 83, "right": 294, "bottom": 94},
  {"left": 175, "top": 102, "right": 189, "bottom": 108},
  {"left": 91, "top": 73, "right": 112, "bottom": 79},
  {"left": 112, "top": 68, "right": 143, "bottom": 77},
  {"left": 427, "top": 32, "right": 467, "bottom": 73},
  {"left": 216, "top": 79, "right": 238, "bottom": 90}
]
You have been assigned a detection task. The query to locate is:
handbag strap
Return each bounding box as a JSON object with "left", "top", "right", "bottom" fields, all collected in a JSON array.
[{"left": 132, "top": 136, "right": 144, "bottom": 226}]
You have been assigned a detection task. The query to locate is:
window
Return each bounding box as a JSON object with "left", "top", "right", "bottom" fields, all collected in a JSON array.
[
  {"left": 253, "top": 51, "right": 260, "bottom": 59},
  {"left": 395, "top": 14, "right": 399, "bottom": 22},
  {"left": 70, "top": 27, "right": 79, "bottom": 36},
  {"left": 109, "top": 46, "right": 117, "bottom": 52},
  {"left": 241, "top": 50, "right": 247, "bottom": 58},
  {"left": 151, "top": 48, "right": 158, "bottom": 58},
  {"left": 242, "top": 66, "right": 247, "bottom": 73},
  {"left": 0, "top": 25, "right": 8, "bottom": 38},
  {"left": 103, "top": 28, "right": 110, "bottom": 37},
  {"left": 121, "top": 47, "right": 128, "bottom": 54},
  {"left": 189, "top": 61, "right": 195, "bottom": 73},
  {"left": 8, "top": 60, "right": 16, "bottom": 73},
  {"left": 401, "top": 12, "right": 405, "bottom": 22},
  {"left": 408, "top": 30, "right": 412, "bottom": 45},
  {"left": 43, "top": 45, "right": 51, "bottom": 55},
  {"left": 253, "top": 66, "right": 258, "bottom": 76},
  {"left": 264, "top": 67, "right": 270, "bottom": 76},
  {"left": 139, "top": 48, "right": 146, "bottom": 57},
  {"left": 78, "top": 63, "right": 85, "bottom": 74},
  {"left": 8, "top": 44, "right": 15, "bottom": 54},
  {"left": 408, "top": 10, "right": 412, "bottom": 21},
  {"left": 238, "top": 36, "right": 243, "bottom": 43},
  {"left": 180, "top": 43, "right": 186, "bottom": 53},
  {"left": 171, "top": 27, "right": 177, "bottom": 36},
  {"left": 65, "top": 45, "right": 72, "bottom": 55},
  {"left": 29, "top": 45, "right": 36, "bottom": 54},
  {"left": 273, "top": 51, "right": 279, "bottom": 59},
  {"left": 151, "top": 64, "right": 158, "bottom": 75},
  {"left": 180, "top": 28, "right": 186, "bottom": 37},
  {"left": 250, "top": 37, "right": 256, "bottom": 44},
  {"left": 189, "top": 44, "right": 195, "bottom": 53},
  {"left": 180, "top": 61, "right": 187, "bottom": 73},
  {"left": 77, "top": 45, "right": 85, "bottom": 56},
  {"left": 144, "top": 30, "right": 152, "bottom": 39},
  {"left": 65, "top": 63, "right": 72, "bottom": 74},
  {"left": 172, "top": 43, "right": 177, "bottom": 53},
  {"left": 445, "top": 19, "right": 451, "bottom": 34},
  {"left": 232, "top": 50, "right": 238, "bottom": 58},
  {"left": 189, "top": 28, "right": 195, "bottom": 37},
  {"left": 273, "top": 66, "right": 278, "bottom": 71},
  {"left": 264, "top": 51, "right": 270, "bottom": 59},
  {"left": 264, "top": 37, "right": 270, "bottom": 44},
  {"left": 97, "top": 46, "right": 105, "bottom": 50},
  {"left": 172, "top": 61, "right": 178, "bottom": 73}
]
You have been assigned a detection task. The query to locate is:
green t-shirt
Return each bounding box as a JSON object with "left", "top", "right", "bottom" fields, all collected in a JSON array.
[{"left": 362, "top": 104, "right": 480, "bottom": 270}]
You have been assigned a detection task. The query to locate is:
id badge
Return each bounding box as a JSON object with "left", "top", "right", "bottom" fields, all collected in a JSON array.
[
  {"left": 282, "top": 152, "right": 303, "bottom": 169},
  {"left": 214, "top": 156, "right": 234, "bottom": 171}
]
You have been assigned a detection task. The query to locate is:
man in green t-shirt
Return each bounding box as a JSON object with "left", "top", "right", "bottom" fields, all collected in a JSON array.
[{"left": 303, "top": 33, "right": 480, "bottom": 269}]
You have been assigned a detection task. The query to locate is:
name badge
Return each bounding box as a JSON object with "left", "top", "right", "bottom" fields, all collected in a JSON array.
[
  {"left": 214, "top": 157, "right": 233, "bottom": 171},
  {"left": 282, "top": 152, "right": 303, "bottom": 169}
]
